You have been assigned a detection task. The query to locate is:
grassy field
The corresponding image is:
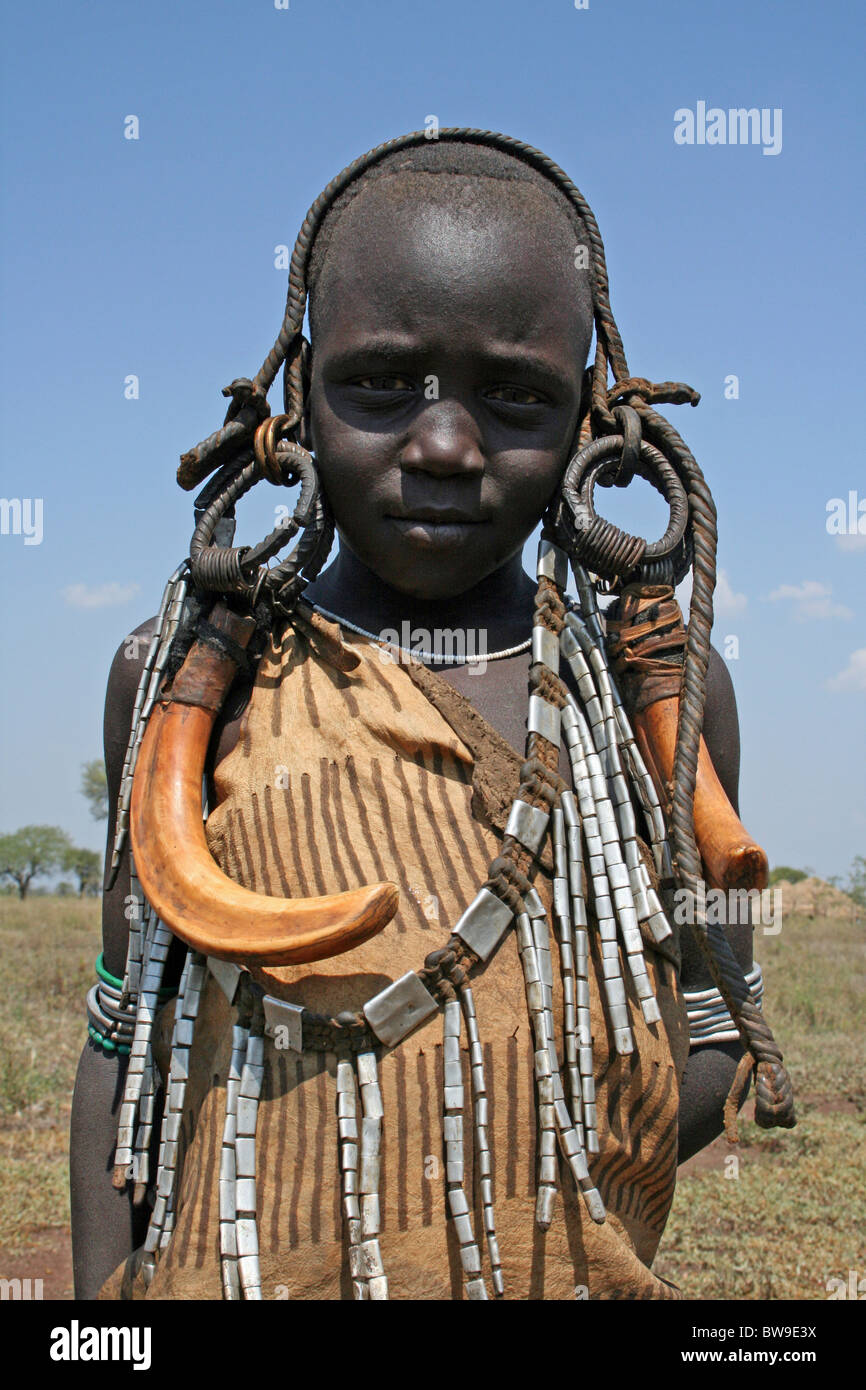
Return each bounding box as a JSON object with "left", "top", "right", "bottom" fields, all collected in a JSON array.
[
  {"left": 655, "top": 904, "right": 866, "bottom": 1299},
  {"left": 0, "top": 895, "right": 863, "bottom": 1299}
]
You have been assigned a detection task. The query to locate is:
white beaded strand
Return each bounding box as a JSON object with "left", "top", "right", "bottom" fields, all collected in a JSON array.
[
  {"left": 460, "top": 984, "right": 504, "bottom": 1297},
  {"left": 356, "top": 1050, "right": 388, "bottom": 1300},
  {"left": 235, "top": 1017, "right": 265, "bottom": 1300},
  {"left": 442, "top": 999, "right": 488, "bottom": 1299},
  {"left": 336, "top": 1057, "right": 366, "bottom": 1299},
  {"left": 219, "top": 1017, "right": 250, "bottom": 1300}
]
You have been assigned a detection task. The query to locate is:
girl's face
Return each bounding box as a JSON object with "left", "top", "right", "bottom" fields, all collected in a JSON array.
[{"left": 306, "top": 191, "right": 592, "bottom": 600}]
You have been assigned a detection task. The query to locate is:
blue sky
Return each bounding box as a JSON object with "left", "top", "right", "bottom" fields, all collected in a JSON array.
[{"left": 1, "top": 0, "right": 863, "bottom": 882}]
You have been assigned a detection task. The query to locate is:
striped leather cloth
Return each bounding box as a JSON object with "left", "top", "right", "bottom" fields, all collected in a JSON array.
[{"left": 104, "top": 618, "right": 690, "bottom": 1300}]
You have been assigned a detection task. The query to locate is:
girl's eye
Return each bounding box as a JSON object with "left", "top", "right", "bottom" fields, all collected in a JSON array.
[
  {"left": 487, "top": 385, "right": 546, "bottom": 405},
  {"left": 354, "top": 375, "right": 415, "bottom": 391}
]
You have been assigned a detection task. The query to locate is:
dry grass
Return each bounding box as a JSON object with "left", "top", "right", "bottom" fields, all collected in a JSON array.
[
  {"left": 0, "top": 896, "right": 101, "bottom": 1249},
  {"left": 0, "top": 896, "right": 863, "bottom": 1298},
  {"left": 655, "top": 906, "right": 866, "bottom": 1298}
]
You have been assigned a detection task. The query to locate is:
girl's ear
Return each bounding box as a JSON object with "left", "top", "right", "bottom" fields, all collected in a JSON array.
[{"left": 297, "top": 336, "right": 313, "bottom": 451}]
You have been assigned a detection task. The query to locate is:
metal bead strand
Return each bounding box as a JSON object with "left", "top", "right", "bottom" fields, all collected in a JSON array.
[
  {"left": 559, "top": 792, "right": 599, "bottom": 1153},
  {"left": 515, "top": 912, "right": 560, "bottom": 1229},
  {"left": 442, "top": 999, "right": 488, "bottom": 1299},
  {"left": 526, "top": 902, "right": 605, "bottom": 1225},
  {"left": 127, "top": 902, "right": 162, "bottom": 1199},
  {"left": 108, "top": 566, "right": 188, "bottom": 883},
  {"left": 568, "top": 613, "right": 673, "bottom": 949},
  {"left": 219, "top": 1016, "right": 251, "bottom": 1300},
  {"left": 235, "top": 1008, "right": 265, "bottom": 1300},
  {"left": 551, "top": 807, "right": 584, "bottom": 1146},
  {"left": 564, "top": 606, "right": 672, "bottom": 902},
  {"left": 565, "top": 586, "right": 672, "bottom": 879},
  {"left": 564, "top": 688, "right": 661, "bottom": 1026},
  {"left": 561, "top": 704, "right": 634, "bottom": 1056},
  {"left": 460, "top": 984, "right": 504, "bottom": 1297},
  {"left": 336, "top": 1057, "right": 365, "bottom": 1299},
  {"left": 123, "top": 860, "right": 146, "bottom": 1002},
  {"left": 144, "top": 949, "right": 206, "bottom": 1257},
  {"left": 356, "top": 1050, "right": 388, "bottom": 1300},
  {"left": 138, "top": 950, "right": 191, "bottom": 1276},
  {"left": 113, "top": 913, "right": 173, "bottom": 1186}
]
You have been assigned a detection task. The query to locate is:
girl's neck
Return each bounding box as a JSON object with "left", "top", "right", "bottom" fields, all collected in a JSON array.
[{"left": 304, "top": 546, "right": 538, "bottom": 651}]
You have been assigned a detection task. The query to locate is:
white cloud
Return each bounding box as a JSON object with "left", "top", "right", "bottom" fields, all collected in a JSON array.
[
  {"left": 835, "top": 533, "right": 866, "bottom": 553},
  {"left": 675, "top": 568, "right": 745, "bottom": 622},
  {"left": 63, "top": 581, "right": 141, "bottom": 609},
  {"left": 714, "top": 568, "right": 748, "bottom": 617},
  {"left": 827, "top": 648, "right": 866, "bottom": 693},
  {"left": 768, "top": 580, "right": 853, "bottom": 621}
]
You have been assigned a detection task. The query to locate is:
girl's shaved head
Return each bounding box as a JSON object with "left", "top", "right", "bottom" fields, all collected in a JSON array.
[{"left": 307, "top": 139, "right": 593, "bottom": 340}]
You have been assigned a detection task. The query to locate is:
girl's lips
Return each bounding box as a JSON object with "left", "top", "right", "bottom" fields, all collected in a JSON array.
[{"left": 387, "top": 516, "right": 486, "bottom": 548}]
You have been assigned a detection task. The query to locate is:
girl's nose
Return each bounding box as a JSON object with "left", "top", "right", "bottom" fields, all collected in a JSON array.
[{"left": 399, "top": 400, "right": 485, "bottom": 478}]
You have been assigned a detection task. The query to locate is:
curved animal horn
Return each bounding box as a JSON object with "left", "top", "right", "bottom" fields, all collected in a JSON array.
[
  {"left": 130, "top": 602, "right": 399, "bottom": 964},
  {"left": 633, "top": 698, "right": 768, "bottom": 892}
]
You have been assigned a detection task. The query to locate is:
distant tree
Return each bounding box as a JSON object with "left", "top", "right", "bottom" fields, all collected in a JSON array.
[
  {"left": 81, "top": 759, "right": 108, "bottom": 821},
  {"left": 0, "top": 825, "right": 73, "bottom": 899},
  {"left": 63, "top": 846, "right": 103, "bottom": 897},
  {"left": 768, "top": 866, "right": 808, "bottom": 886},
  {"left": 847, "top": 855, "right": 866, "bottom": 909}
]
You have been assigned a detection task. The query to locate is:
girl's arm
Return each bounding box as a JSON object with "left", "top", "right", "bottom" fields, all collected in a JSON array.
[
  {"left": 676, "top": 645, "right": 754, "bottom": 1163},
  {"left": 69, "top": 619, "right": 158, "bottom": 1299}
]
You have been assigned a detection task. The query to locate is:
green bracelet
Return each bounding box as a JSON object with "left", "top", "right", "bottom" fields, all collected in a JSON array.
[
  {"left": 87, "top": 1023, "right": 131, "bottom": 1056},
  {"left": 95, "top": 952, "right": 178, "bottom": 999}
]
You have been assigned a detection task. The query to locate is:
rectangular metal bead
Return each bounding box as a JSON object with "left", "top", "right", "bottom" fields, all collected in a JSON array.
[
  {"left": 532, "top": 625, "right": 560, "bottom": 672},
  {"left": 453, "top": 1213, "right": 475, "bottom": 1245},
  {"left": 361, "top": 1194, "right": 380, "bottom": 1236},
  {"left": 355, "top": 1052, "right": 378, "bottom": 1087},
  {"left": 444, "top": 1059, "right": 463, "bottom": 1088},
  {"left": 454, "top": 888, "right": 514, "bottom": 962},
  {"left": 553, "top": 877, "right": 570, "bottom": 918},
  {"left": 505, "top": 798, "right": 550, "bottom": 854},
  {"left": 560, "top": 789, "right": 579, "bottom": 828},
  {"left": 524, "top": 888, "right": 546, "bottom": 920},
  {"left": 235, "top": 1178, "right": 256, "bottom": 1213},
  {"left": 359, "top": 1240, "right": 385, "bottom": 1279},
  {"left": 448, "top": 1189, "right": 469, "bottom": 1218},
  {"left": 262, "top": 995, "right": 304, "bottom": 1052},
  {"left": 537, "top": 537, "right": 569, "bottom": 588},
  {"left": 360, "top": 1084, "right": 384, "bottom": 1120},
  {"left": 528, "top": 695, "right": 561, "bottom": 746},
  {"left": 363, "top": 972, "right": 439, "bottom": 1047}
]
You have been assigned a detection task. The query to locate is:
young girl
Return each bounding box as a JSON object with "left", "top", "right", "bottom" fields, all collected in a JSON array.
[{"left": 70, "top": 130, "right": 793, "bottom": 1301}]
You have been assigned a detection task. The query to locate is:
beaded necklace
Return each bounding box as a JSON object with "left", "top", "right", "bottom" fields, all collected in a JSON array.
[{"left": 307, "top": 601, "right": 533, "bottom": 665}]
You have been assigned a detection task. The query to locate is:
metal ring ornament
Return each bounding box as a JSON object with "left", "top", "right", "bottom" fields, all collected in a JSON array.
[
  {"left": 188, "top": 438, "right": 329, "bottom": 608},
  {"left": 558, "top": 434, "right": 689, "bottom": 585},
  {"left": 605, "top": 404, "right": 642, "bottom": 488}
]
